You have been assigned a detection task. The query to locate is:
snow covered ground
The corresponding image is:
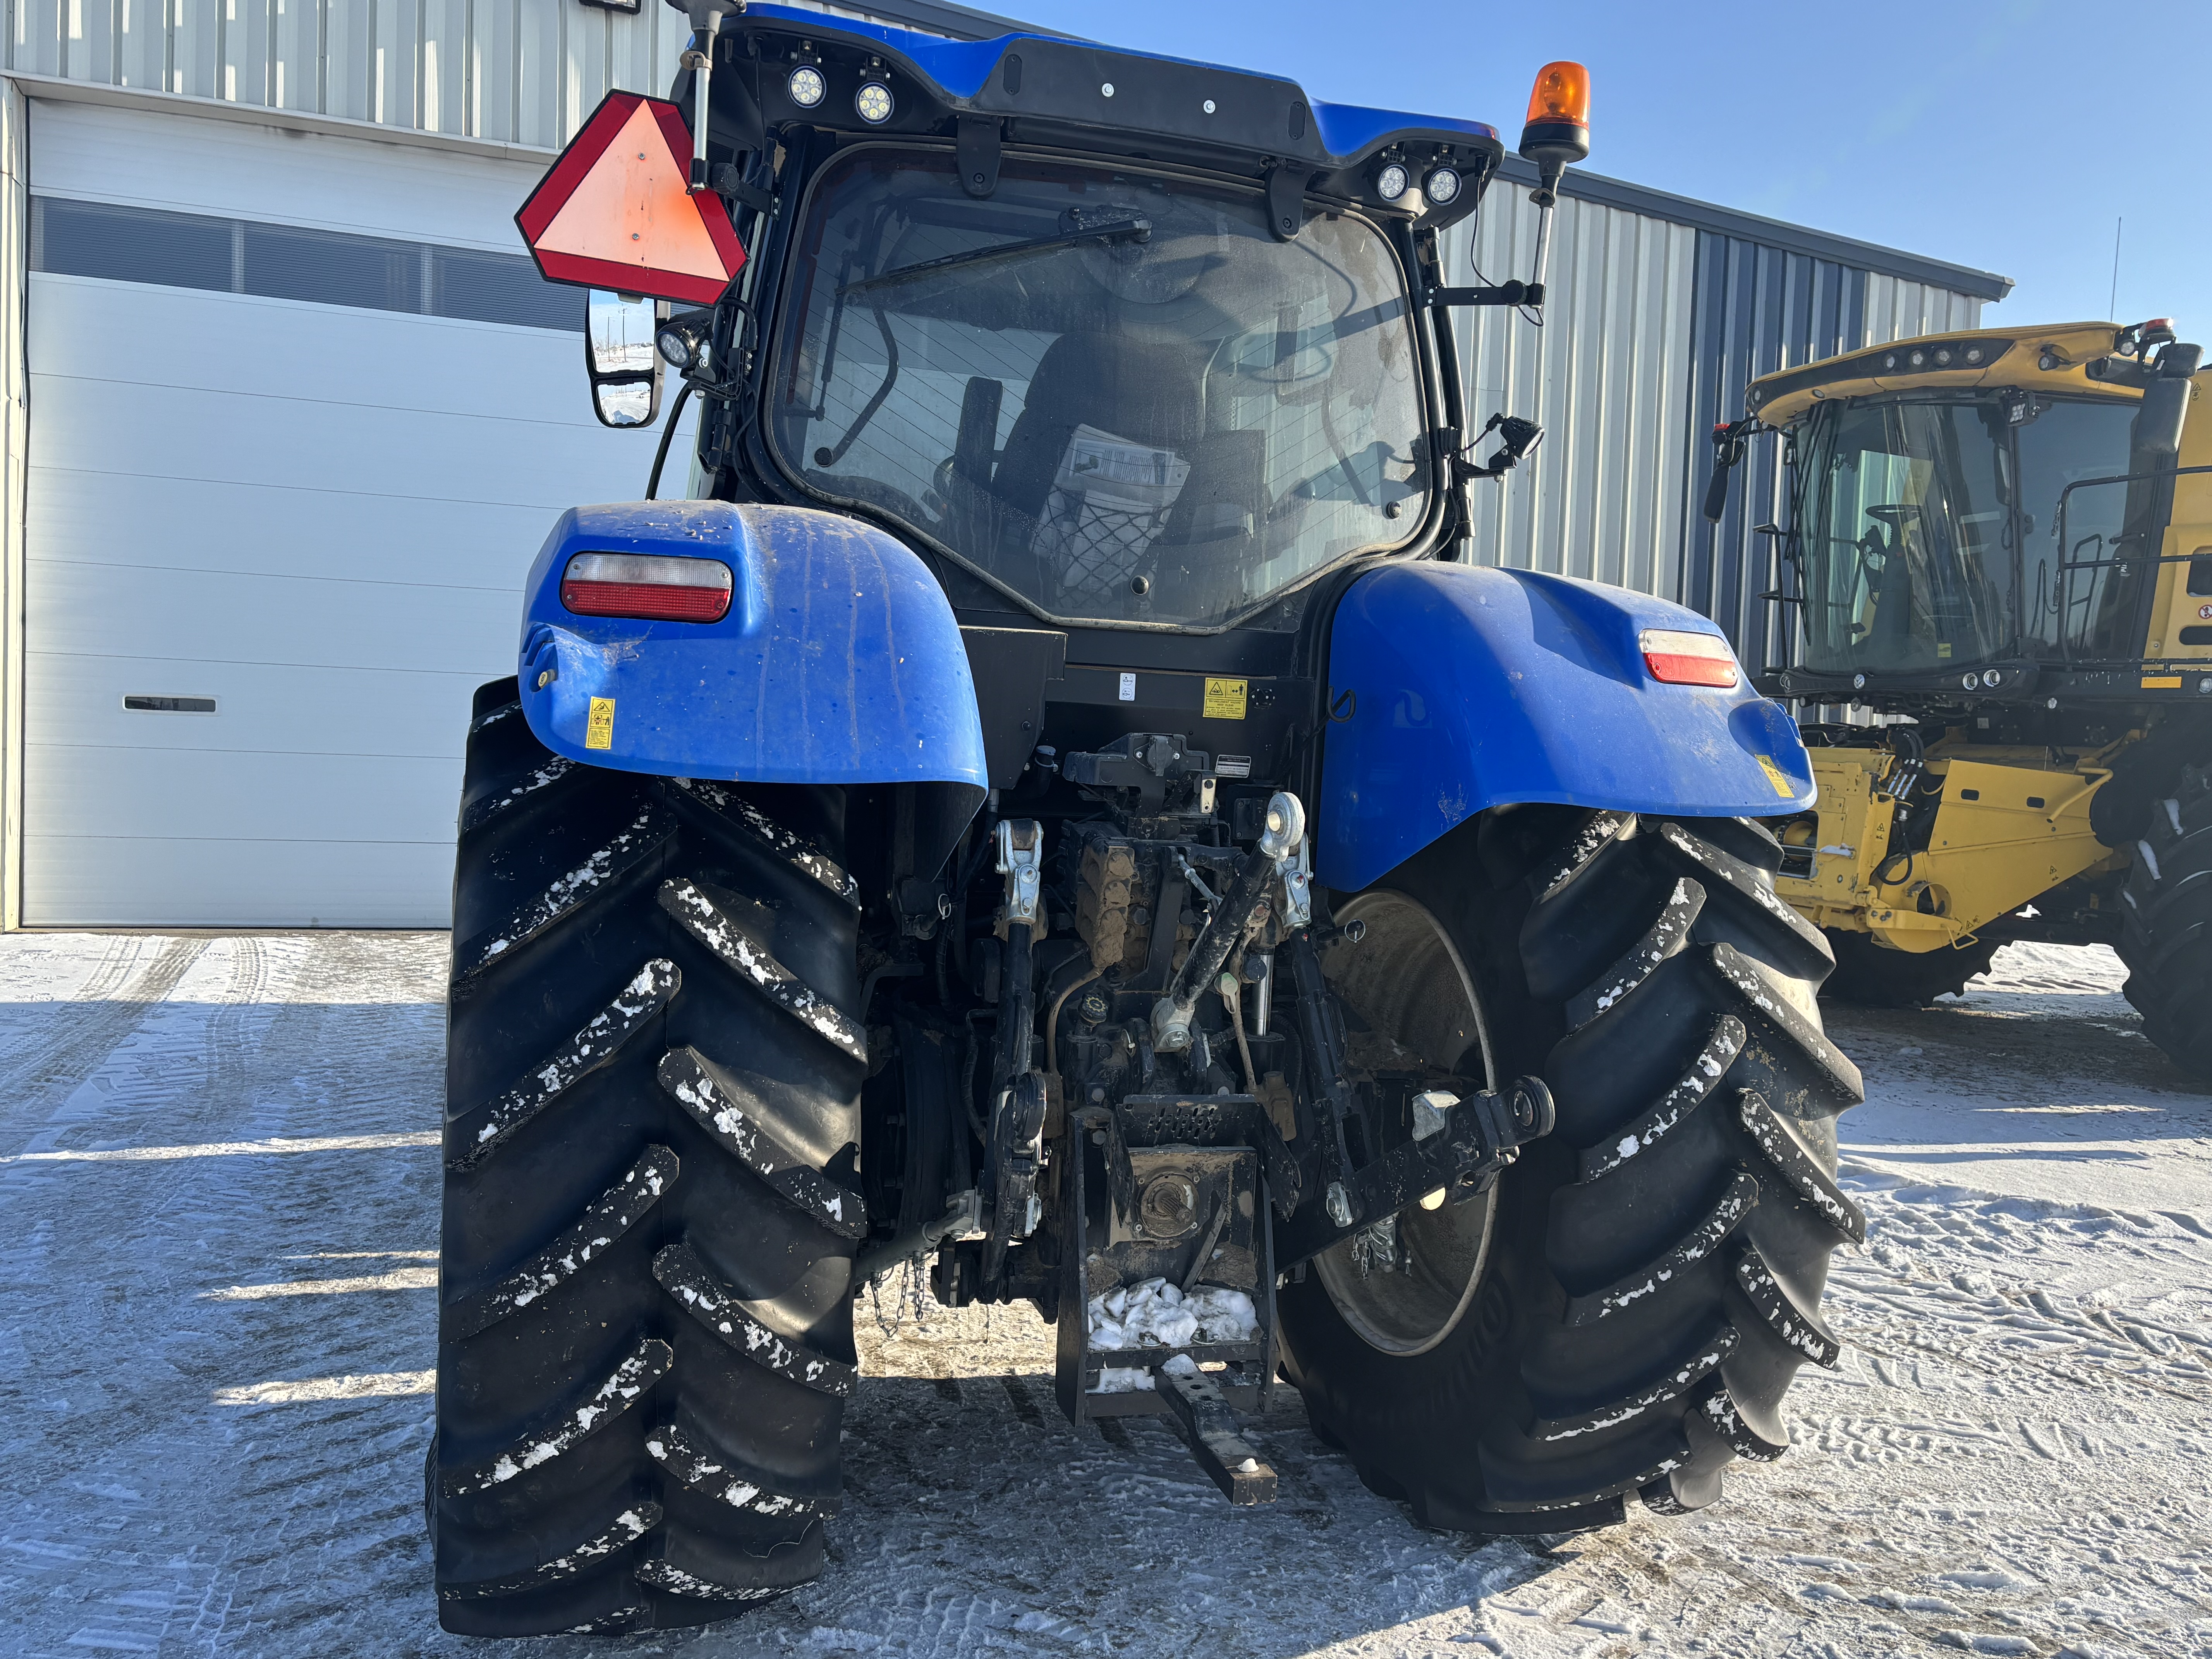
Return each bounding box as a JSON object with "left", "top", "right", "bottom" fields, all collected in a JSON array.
[{"left": 1, "top": 932, "right": 2207, "bottom": 1658}]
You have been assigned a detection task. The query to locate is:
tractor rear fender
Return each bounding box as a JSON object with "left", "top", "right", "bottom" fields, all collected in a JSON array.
[
  {"left": 517, "top": 499, "right": 988, "bottom": 808},
  {"left": 1317, "top": 563, "right": 1815, "bottom": 891}
]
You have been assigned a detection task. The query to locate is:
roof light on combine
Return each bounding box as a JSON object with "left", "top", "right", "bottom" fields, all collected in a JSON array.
[
  {"left": 562, "top": 553, "right": 733, "bottom": 624},
  {"left": 1639, "top": 629, "right": 1740, "bottom": 688},
  {"left": 1375, "top": 162, "right": 1410, "bottom": 203},
  {"left": 1423, "top": 165, "right": 1462, "bottom": 207}
]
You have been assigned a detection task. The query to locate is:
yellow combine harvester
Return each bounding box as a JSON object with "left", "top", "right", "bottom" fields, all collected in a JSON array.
[{"left": 1707, "top": 318, "right": 2211, "bottom": 1080}]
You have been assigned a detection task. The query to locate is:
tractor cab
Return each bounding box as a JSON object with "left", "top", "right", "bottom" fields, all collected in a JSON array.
[{"left": 566, "top": 2, "right": 1578, "bottom": 656}]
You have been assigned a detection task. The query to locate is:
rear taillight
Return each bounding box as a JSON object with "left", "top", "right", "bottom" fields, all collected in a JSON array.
[
  {"left": 560, "top": 553, "right": 733, "bottom": 623},
  {"left": 1639, "top": 628, "right": 1740, "bottom": 688}
]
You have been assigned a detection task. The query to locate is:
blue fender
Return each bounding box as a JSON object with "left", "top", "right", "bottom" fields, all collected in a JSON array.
[
  {"left": 1317, "top": 563, "right": 1815, "bottom": 891},
  {"left": 517, "top": 501, "right": 989, "bottom": 796}
]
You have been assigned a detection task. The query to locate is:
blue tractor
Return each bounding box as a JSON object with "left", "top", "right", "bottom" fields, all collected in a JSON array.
[{"left": 431, "top": 3, "right": 1862, "bottom": 1634}]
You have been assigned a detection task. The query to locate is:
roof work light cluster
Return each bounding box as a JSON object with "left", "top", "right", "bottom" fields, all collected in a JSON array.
[
  {"left": 782, "top": 45, "right": 896, "bottom": 125},
  {"left": 1743, "top": 337, "right": 2018, "bottom": 411},
  {"left": 1882, "top": 343, "right": 1990, "bottom": 372},
  {"left": 1372, "top": 156, "right": 1463, "bottom": 210}
]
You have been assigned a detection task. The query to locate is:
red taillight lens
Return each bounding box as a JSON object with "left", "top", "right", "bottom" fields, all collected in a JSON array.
[
  {"left": 1640, "top": 628, "right": 1740, "bottom": 688},
  {"left": 561, "top": 552, "right": 733, "bottom": 623}
]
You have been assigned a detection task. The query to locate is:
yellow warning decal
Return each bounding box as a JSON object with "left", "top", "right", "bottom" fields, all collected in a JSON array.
[
  {"left": 586, "top": 697, "right": 616, "bottom": 749},
  {"left": 1936, "top": 642, "right": 1952, "bottom": 659},
  {"left": 2142, "top": 675, "right": 2183, "bottom": 689},
  {"left": 1753, "top": 753, "right": 1796, "bottom": 799},
  {"left": 1203, "top": 677, "right": 1248, "bottom": 720}
]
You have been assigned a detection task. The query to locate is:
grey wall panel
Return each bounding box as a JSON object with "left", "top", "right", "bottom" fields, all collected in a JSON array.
[
  {"left": 1862, "top": 273, "right": 1983, "bottom": 344},
  {"left": 1453, "top": 185, "right": 1698, "bottom": 599}
]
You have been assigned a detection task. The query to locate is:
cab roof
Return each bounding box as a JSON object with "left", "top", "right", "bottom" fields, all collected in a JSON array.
[
  {"left": 715, "top": 4, "right": 1505, "bottom": 223},
  {"left": 1745, "top": 322, "right": 2143, "bottom": 427}
]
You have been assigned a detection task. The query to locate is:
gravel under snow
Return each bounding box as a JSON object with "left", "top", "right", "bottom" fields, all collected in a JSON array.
[{"left": 0, "top": 932, "right": 2207, "bottom": 1657}]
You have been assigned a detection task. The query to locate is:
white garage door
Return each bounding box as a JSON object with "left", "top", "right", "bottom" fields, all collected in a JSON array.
[{"left": 23, "top": 100, "right": 692, "bottom": 927}]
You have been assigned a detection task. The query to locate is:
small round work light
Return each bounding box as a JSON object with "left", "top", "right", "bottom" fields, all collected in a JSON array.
[
  {"left": 787, "top": 64, "right": 826, "bottom": 108},
  {"left": 1423, "top": 165, "right": 1462, "bottom": 206},
  {"left": 855, "top": 79, "right": 894, "bottom": 124},
  {"left": 1376, "top": 162, "right": 1409, "bottom": 203}
]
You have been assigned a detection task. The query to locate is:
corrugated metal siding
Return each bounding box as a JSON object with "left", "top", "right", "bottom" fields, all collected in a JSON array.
[
  {"left": 1453, "top": 185, "right": 1698, "bottom": 599},
  {"left": 1862, "top": 273, "right": 1982, "bottom": 346},
  {"left": 2, "top": 0, "right": 953, "bottom": 150}
]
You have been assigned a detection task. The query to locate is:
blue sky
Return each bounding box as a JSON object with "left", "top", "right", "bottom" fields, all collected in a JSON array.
[{"left": 1007, "top": 0, "right": 2212, "bottom": 336}]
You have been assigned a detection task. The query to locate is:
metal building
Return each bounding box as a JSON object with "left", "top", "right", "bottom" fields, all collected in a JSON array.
[{"left": 0, "top": 0, "right": 2006, "bottom": 928}]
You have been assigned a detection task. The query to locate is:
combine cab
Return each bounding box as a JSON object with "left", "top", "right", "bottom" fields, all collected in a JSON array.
[
  {"left": 1711, "top": 318, "right": 2212, "bottom": 1075},
  {"left": 428, "top": 3, "right": 1863, "bottom": 1633}
]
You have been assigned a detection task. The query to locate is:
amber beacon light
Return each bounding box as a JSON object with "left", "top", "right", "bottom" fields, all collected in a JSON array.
[{"left": 1519, "top": 61, "right": 1591, "bottom": 174}]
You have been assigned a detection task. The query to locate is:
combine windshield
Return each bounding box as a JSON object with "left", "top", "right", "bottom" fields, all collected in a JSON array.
[
  {"left": 768, "top": 149, "right": 1429, "bottom": 629},
  {"left": 1794, "top": 392, "right": 2146, "bottom": 672},
  {"left": 1796, "top": 396, "right": 2016, "bottom": 674}
]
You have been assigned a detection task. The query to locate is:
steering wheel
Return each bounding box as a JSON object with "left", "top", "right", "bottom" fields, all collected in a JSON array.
[{"left": 1852, "top": 502, "right": 1921, "bottom": 584}]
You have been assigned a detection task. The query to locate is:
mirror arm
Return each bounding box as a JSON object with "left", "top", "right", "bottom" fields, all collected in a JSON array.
[
  {"left": 1426, "top": 282, "right": 1544, "bottom": 309},
  {"left": 678, "top": 7, "right": 726, "bottom": 194}
]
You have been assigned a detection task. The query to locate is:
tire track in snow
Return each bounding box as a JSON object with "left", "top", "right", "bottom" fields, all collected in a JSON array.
[
  {"left": 0, "top": 933, "right": 448, "bottom": 1657},
  {"left": 0, "top": 936, "right": 207, "bottom": 1147}
]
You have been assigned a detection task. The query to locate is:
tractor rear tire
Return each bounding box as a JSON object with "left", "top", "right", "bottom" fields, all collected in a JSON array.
[
  {"left": 1279, "top": 809, "right": 1865, "bottom": 1530},
  {"left": 2119, "top": 761, "right": 2212, "bottom": 1084},
  {"left": 429, "top": 680, "right": 866, "bottom": 1635},
  {"left": 1820, "top": 929, "right": 1997, "bottom": 1007}
]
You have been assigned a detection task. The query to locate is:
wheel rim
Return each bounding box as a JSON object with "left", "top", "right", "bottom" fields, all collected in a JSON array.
[{"left": 1312, "top": 890, "right": 1499, "bottom": 1357}]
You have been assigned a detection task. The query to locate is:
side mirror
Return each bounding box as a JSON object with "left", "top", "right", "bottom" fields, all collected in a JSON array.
[
  {"left": 586, "top": 290, "right": 664, "bottom": 429},
  {"left": 2137, "top": 374, "right": 2191, "bottom": 458},
  {"left": 1702, "top": 463, "right": 1735, "bottom": 525},
  {"left": 1703, "top": 417, "right": 1752, "bottom": 524}
]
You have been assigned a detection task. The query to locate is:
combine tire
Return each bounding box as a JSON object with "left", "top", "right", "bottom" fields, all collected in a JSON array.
[
  {"left": 1280, "top": 809, "right": 1864, "bottom": 1530},
  {"left": 2119, "top": 761, "right": 2212, "bottom": 1084},
  {"left": 1819, "top": 929, "right": 1997, "bottom": 1007},
  {"left": 429, "top": 680, "right": 866, "bottom": 1635}
]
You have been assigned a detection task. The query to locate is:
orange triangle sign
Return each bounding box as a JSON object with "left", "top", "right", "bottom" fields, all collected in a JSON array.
[{"left": 517, "top": 91, "right": 745, "bottom": 307}]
